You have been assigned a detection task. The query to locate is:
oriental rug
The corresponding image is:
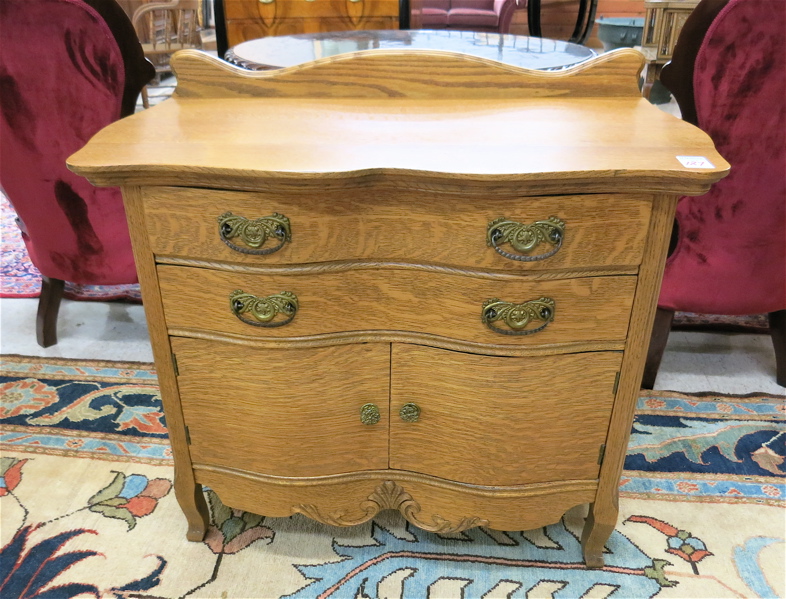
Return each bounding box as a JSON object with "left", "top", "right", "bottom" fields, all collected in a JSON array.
[{"left": 0, "top": 355, "right": 783, "bottom": 599}]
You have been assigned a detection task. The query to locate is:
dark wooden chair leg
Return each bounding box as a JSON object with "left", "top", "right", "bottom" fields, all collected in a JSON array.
[
  {"left": 36, "top": 276, "right": 65, "bottom": 348},
  {"left": 641, "top": 308, "right": 675, "bottom": 389},
  {"left": 769, "top": 310, "right": 786, "bottom": 387}
]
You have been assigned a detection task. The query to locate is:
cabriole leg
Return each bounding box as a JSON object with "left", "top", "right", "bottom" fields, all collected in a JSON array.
[{"left": 175, "top": 474, "right": 210, "bottom": 541}]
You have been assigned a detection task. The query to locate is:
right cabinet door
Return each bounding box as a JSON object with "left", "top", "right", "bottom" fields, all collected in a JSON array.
[{"left": 390, "top": 345, "right": 623, "bottom": 487}]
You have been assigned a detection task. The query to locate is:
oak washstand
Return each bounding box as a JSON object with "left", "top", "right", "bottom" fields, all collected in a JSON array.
[{"left": 68, "top": 48, "right": 728, "bottom": 567}]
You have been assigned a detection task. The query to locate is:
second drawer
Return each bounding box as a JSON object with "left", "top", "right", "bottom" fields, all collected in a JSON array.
[{"left": 158, "top": 265, "right": 637, "bottom": 346}]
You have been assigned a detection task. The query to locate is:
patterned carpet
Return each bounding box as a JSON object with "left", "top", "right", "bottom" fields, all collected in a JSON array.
[{"left": 0, "top": 355, "right": 783, "bottom": 598}]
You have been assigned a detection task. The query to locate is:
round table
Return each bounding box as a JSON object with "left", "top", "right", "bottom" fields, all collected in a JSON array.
[{"left": 225, "top": 29, "right": 596, "bottom": 72}]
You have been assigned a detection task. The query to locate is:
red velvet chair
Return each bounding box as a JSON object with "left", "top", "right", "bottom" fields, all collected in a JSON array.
[
  {"left": 642, "top": 0, "right": 786, "bottom": 388},
  {"left": 412, "top": 0, "right": 523, "bottom": 33},
  {"left": 0, "top": 0, "right": 154, "bottom": 347}
]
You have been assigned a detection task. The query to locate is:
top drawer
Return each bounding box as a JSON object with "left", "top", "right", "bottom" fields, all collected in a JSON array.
[{"left": 142, "top": 187, "right": 651, "bottom": 272}]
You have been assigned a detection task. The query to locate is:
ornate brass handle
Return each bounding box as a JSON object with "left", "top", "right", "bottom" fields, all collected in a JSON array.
[
  {"left": 229, "top": 290, "right": 298, "bottom": 327},
  {"left": 399, "top": 403, "right": 420, "bottom": 422},
  {"left": 360, "top": 403, "right": 380, "bottom": 425},
  {"left": 481, "top": 297, "right": 555, "bottom": 336},
  {"left": 487, "top": 216, "right": 565, "bottom": 262},
  {"left": 217, "top": 212, "right": 291, "bottom": 255}
]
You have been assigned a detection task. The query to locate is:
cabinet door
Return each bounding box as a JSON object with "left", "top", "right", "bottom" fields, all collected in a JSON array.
[
  {"left": 172, "top": 338, "right": 390, "bottom": 477},
  {"left": 390, "top": 345, "right": 622, "bottom": 486}
]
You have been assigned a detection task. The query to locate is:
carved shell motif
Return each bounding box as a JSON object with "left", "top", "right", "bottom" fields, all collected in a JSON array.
[{"left": 293, "top": 481, "right": 489, "bottom": 533}]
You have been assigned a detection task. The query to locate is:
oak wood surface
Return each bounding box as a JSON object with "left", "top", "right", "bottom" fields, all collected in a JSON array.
[
  {"left": 581, "top": 193, "right": 679, "bottom": 567},
  {"left": 143, "top": 186, "right": 652, "bottom": 272},
  {"left": 67, "top": 51, "right": 728, "bottom": 196},
  {"left": 390, "top": 345, "right": 622, "bottom": 486},
  {"left": 167, "top": 327, "right": 628, "bottom": 357},
  {"left": 226, "top": 17, "right": 399, "bottom": 45},
  {"left": 157, "top": 265, "right": 637, "bottom": 346},
  {"left": 224, "top": 0, "right": 399, "bottom": 20},
  {"left": 66, "top": 49, "right": 725, "bottom": 565},
  {"left": 223, "top": 0, "right": 398, "bottom": 46},
  {"left": 195, "top": 465, "right": 598, "bottom": 532},
  {"left": 120, "top": 187, "right": 210, "bottom": 541},
  {"left": 172, "top": 338, "right": 390, "bottom": 477}
]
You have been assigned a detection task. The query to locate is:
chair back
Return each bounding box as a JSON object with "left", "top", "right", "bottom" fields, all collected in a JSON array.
[
  {"left": 0, "top": 0, "right": 152, "bottom": 285},
  {"left": 658, "top": 0, "right": 785, "bottom": 315},
  {"left": 133, "top": 0, "right": 202, "bottom": 68}
]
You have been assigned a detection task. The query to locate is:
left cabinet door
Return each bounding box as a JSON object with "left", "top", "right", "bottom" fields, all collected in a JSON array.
[{"left": 172, "top": 338, "right": 390, "bottom": 477}]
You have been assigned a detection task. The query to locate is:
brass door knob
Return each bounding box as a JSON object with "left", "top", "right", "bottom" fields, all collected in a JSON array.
[
  {"left": 399, "top": 403, "right": 420, "bottom": 422},
  {"left": 360, "top": 403, "right": 381, "bottom": 425}
]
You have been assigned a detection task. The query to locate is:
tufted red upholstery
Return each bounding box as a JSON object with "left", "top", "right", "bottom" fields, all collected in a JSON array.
[
  {"left": 0, "top": 0, "right": 146, "bottom": 287},
  {"left": 658, "top": 0, "right": 786, "bottom": 316}
]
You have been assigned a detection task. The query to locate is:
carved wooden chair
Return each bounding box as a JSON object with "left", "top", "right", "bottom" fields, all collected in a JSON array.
[
  {"left": 132, "top": 0, "right": 202, "bottom": 108},
  {"left": 0, "top": 0, "right": 154, "bottom": 347},
  {"left": 642, "top": 0, "right": 786, "bottom": 388}
]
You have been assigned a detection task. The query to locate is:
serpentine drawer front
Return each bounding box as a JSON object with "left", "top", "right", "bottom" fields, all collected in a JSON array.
[
  {"left": 67, "top": 49, "right": 728, "bottom": 567},
  {"left": 144, "top": 186, "right": 652, "bottom": 272},
  {"left": 157, "top": 265, "right": 637, "bottom": 345}
]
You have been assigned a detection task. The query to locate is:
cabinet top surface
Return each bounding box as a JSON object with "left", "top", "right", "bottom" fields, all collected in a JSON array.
[{"left": 69, "top": 49, "right": 728, "bottom": 195}]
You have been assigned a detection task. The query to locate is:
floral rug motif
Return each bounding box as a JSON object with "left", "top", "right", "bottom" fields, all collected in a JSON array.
[
  {"left": 0, "top": 355, "right": 783, "bottom": 599},
  {"left": 0, "top": 193, "right": 141, "bottom": 302}
]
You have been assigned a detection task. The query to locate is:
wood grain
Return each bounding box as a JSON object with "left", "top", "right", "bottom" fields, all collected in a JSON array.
[
  {"left": 167, "top": 327, "right": 627, "bottom": 357},
  {"left": 167, "top": 48, "right": 645, "bottom": 99},
  {"left": 119, "top": 187, "right": 210, "bottom": 541},
  {"left": 390, "top": 345, "right": 622, "bottom": 486},
  {"left": 581, "top": 193, "right": 680, "bottom": 567},
  {"left": 223, "top": 0, "right": 398, "bottom": 46},
  {"left": 67, "top": 48, "right": 727, "bottom": 562},
  {"left": 194, "top": 465, "right": 598, "bottom": 532},
  {"left": 67, "top": 51, "right": 728, "bottom": 196},
  {"left": 143, "top": 186, "right": 652, "bottom": 272},
  {"left": 224, "top": 0, "right": 398, "bottom": 20},
  {"left": 172, "top": 338, "right": 390, "bottom": 477},
  {"left": 226, "top": 17, "right": 398, "bottom": 45},
  {"left": 157, "top": 265, "right": 638, "bottom": 346}
]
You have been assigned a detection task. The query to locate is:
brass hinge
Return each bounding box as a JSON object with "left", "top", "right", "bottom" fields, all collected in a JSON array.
[
  {"left": 612, "top": 371, "right": 620, "bottom": 395},
  {"left": 171, "top": 353, "right": 179, "bottom": 376},
  {"left": 598, "top": 443, "right": 606, "bottom": 466},
  {"left": 185, "top": 426, "right": 191, "bottom": 445}
]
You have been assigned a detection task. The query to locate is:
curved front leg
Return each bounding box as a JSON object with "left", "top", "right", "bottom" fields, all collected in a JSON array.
[
  {"left": 581, "top": 499, "right": 618, "bottom": 568},
  {"left": 174, "top": 469, "right": 210, "bottom": 541}
]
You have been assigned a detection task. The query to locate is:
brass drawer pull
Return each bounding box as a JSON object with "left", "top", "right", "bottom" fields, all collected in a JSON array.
[
  {"left": 399, "top": 403, "right": 420, "bottom": 422},
  {"left": 360, "top": 403, "right": 381, "bottom": 425},
  {"left": 230, "top": 290, "right": 298, "bottom": 327},
  {"left": 487, "top": 216, "right": 565, "bottom": 262},
  {"left": 481, "top": 297, "right": 555, "bottom": 336},
  {"left": 218, "top": 212, "right": 291, "bottom": 255}
]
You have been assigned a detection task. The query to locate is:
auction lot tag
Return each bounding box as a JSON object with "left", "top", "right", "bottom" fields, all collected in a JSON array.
[{"left": 676, "top": 156, "right": 715, "bottom": 168}]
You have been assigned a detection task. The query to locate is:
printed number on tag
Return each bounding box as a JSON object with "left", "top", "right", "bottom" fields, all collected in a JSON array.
[{"left": 676, "top": 156, "right": 715, "bottom": 169}]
